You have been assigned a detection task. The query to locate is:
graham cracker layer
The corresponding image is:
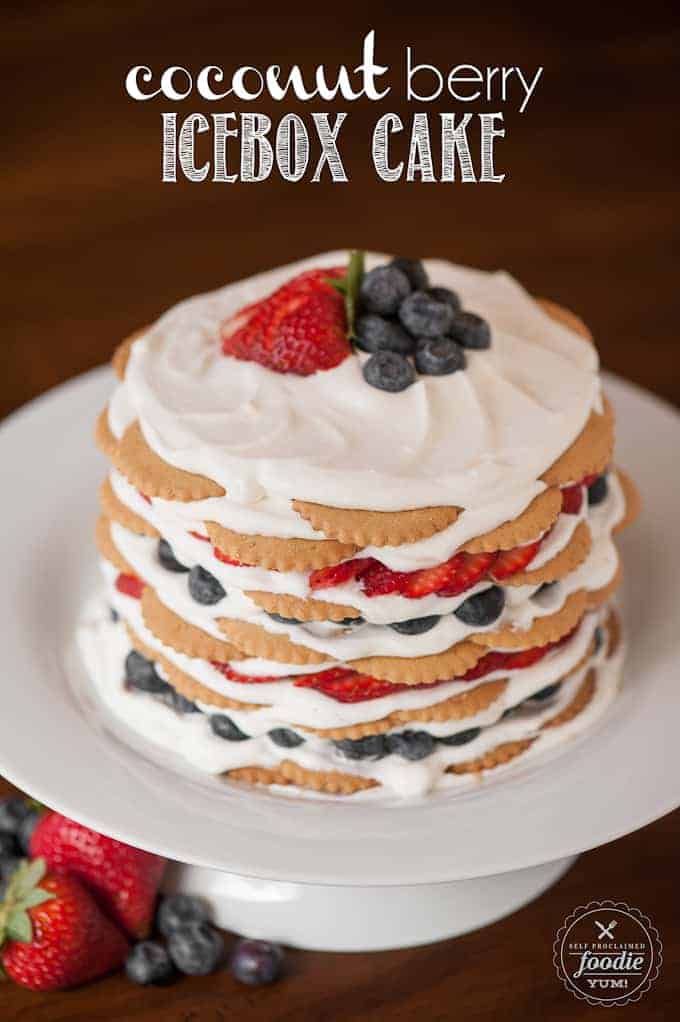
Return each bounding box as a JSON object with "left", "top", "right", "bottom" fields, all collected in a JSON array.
[
  {"left": 470, "top": 590, "right": 588, "bottom": 649},
  {"left": 141, "top": 586, "right": 243, "bottom": 662},
  {"left": 126, "top": 624, "right": 263, "bottom": 711},
  {"left": 291, "top": 501, "right": 461, "bottom": 548},
  {"left": 300, "top": 680, "right": 508, "bottom": 739},
  {"left": 501, "top": 520, "right": 592, "bottom": 587},
  {"left": 586, "top": 564, "right": 622, "bottom": 610},
  {"left": 541, "top": 397, "right": 615, "bottom": 487},
  {"left": 99, "top": 477, "right": 159, "bottom": 538},
  {"left": 217, "top": 619, "right": 329, "bottom": 666},
  {"left": 614, "top": 468, "right": 641, "bottom": 534},
  {"left": 463, "top": 488, "right": 563, "bottom": 554},
  {"left": 536, "top": 298, "right": 593, "bottom": 343},
  {"left": 113, "top": 421, "right": 225, "bottom": 502},
  {"left": 96, "top": 516, "right": 137, "bottom": 576},
  {"left": 95, "top": 407, "right": 119, "bottom": 460},
  {"left": 245, "top": 589, "right": 362, "bottom": 623},
  {"left": 229, "top": 762, "right": 378, "bottom": 795},
  {"left": 112, "top": 327, "right": 146, "bottom": 381},
  {"left": 205, "top": 521, "right": 358, "bottom": 572},
  {"left": 349, "top": 641, "right": 484, "bottom": 686}
]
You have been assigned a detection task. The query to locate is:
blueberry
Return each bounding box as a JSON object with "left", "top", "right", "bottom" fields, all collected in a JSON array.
[
  {"left": 125, "top": 650, "right": 168, "bottom": 694},
  {"left": 438, "top": 727, "right": 482, "bottom": 746},
  {"left": 338, "top": 615, "right": 364, "bottom": 626},
  {"left": 448, "top": 311, "right": 491, "bottom": 350},
  {"left": 454, "top": 586, "right": 505, "bottom": 627},
  {"left": 389, "top": 257, "right": 429, "bottom": 290},
  {"left": 0, "top": 832, "right": 17, "bottom": 857},
  {"left": 527, "top": 682, "right": 561, "bottom": 703},
  {"left": 109, "top": 606, "right": 120, "bottom": 622},
  {"left": 0, "top": 797, "right": 33, "bottom": 836},
  {"left": 229, "top": 938, "right": 284, "bottom": 986},
  {"left": 157, "top": 893, "right": 210, "bottom": 938},
  {"left": 157, "top": 688, "right": 200, "bottom": 714},
  {"left": 188, "top": 565, "right": 226, "bottom": 605},
  {"left": 354, "top": 314, "right": 414, "bottom": 355},
  {"left": 268, "top": 728, "right": 305, "bottom": 749},
  {"left": 210, "top": 714, "right": 249, "bottom": 742},
  {"left": 386, "top": 730, "right": 436, "bottom": 761},
  {"left": 15, "top": 810, "right": 40, "bottom": 855},
  {"left": 587, "top": 474, "right": 609, "bottom": 506},
  {"left": 362, "top": 351, "right": 416, "bottom": 393},
  {"left": 389, "top": 615, "right": 441, "bottom": 635},
  {"left": 158, "top": 538, "right": 189, "bottom": 573},
  {"left": 359, "top": 265, "right": 411, "bottom": 316},
  {"left": 333, "top": 734, "right": 388, "bottom": 761},
  {"left": 266, "top": 612, "right": 302, "bottom": 625},
  {"left": 426, "top": 286, "right": 461, "bottom": 312},
  {"left": 593, "top": 626, "right": 604, "bottom": 653},
  {"left": 125, "top": 940, "right": 175, "bottom": 985},
  {"left": 167, "top": 921, "right": 224, "bottom": 976},
  {"left": 414, "top": 337, "right": 466, "bottom": 376},
  {"left": 0, "top": 855, "right": 21, "bottom": 899},
  {"left": 398, "top": 290, "right": 454, "bottom": 338}
]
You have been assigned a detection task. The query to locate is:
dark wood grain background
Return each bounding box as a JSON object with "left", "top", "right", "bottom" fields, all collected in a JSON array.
[{"left": 1, "top": 2, "right": 678, "bottom": 1018}]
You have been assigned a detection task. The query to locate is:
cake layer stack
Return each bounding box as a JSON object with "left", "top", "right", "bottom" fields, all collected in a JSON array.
[{"left": 84, "top": 253, "right": 640, "bottom": 798}]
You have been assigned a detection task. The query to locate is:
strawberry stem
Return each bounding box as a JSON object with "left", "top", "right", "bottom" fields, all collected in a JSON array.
[{"left": 327, "top": 250, "right": 364, "bottom": 342}]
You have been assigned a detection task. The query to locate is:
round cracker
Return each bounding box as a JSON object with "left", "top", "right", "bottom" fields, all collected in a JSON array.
[
  {"left": 95, "top": 515, "right": 137, "bottom": 576},
  {"left": 470, "top": 590, "right": 588, "bottom": 649},
  {"left": 112, "top": 327, "right": 147, "bottom": 381},
  {"left": 217, "top": 618, "right": 329, "bottom": 666},
  {"left": 291, "top": 501, "right": 461, "bottom": 548},
  {"left": 99, "top": 477, "right": 159, "bottom": 538},
  {"left": 141, "top": 585, "right": 243, "bottom": 662},
  {"left": 501, "top": 520, "right": 592, "bottom": 587},
  {"left": 349, "top": 641, "right": 484, "bottom": 686},
  {"left": 613, "top": 468, "right": 641, "bottom": 534},
  {"left": 463, "top": 488, "right": 563, "bottom": 554},
  {"left": 245, "top": 589, "right": 361, "bottom": 623},
  {"left": 536, "top": 297, "right": 593, "bottom": 343},
  {"left": 228, "top": 762, "right": 377, "bottom": 795},
  {"left": 113, "top": 421, "right": 225, "bottom": 501},
  {"left": 541, "top": 397, "right": 615, "bottom": 487},
  {"left": 95, "top": 406, "right": 119, "bottom": 460},
  {"left": 205, "top": 521, "right": 358, "bottom": 572}
]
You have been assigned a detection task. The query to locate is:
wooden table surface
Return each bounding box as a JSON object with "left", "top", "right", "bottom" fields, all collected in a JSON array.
[{"left": 1, "top": 3, "right": 679, "bottom": 1019}]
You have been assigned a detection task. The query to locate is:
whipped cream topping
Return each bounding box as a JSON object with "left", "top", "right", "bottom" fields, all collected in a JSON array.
[
  {"left": 77, "top": 594, "right": 621, "bottom": 798},
  {"left": 119, "top": 252, "right": 600, "bottom": 514}
]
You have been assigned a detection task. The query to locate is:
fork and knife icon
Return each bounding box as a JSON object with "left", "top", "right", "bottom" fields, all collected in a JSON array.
[{"left": 595, "top": 919, "right": 618, "bottom": 940}]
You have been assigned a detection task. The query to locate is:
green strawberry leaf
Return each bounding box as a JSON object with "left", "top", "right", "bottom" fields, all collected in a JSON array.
[
  {"left": 6, "top": 910, "right": 32, "bottom": 944},
  {"left": 21, "top": 888, "right": 53, "bottom": 910},
  {"left": 12, "top": 859, "right": 46, "bottom": 900}
]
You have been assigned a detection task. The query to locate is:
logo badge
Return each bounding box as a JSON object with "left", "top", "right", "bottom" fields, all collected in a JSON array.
[{"left": 553, "top": 900, "right": 662, "bottom": 1006}]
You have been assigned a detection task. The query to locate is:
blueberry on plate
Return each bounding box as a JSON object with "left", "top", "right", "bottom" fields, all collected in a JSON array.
[
  {"left": 425, "top": 285, "right": 461, "bottom": 312},
  {"left": 526, "top": 682, "right": 561, "bottom": 703},
  {"left": 359, "top": 265, "right": 411, "bottom": 316},
  {"left": 229, "top": 938, "right": 284, "bottom": 986},
  {"left": 414, "top": 337, "right": 466, "bottom": 376},
  {"left": 398, "top": 290, "right": 454, "bottom": 338},
  {"left": 125, "top": 650, "right": 168, "bottom": 694},
  {"left": 389, "top": 257, "right": 429, "bottom": 290},
  {"left": 448, "top": 311, "right": 491, "bottom": 350},
  {"left": 438, "top": 726, "right": 482, "bottom": 746},
  {"left": 167, "top": 921, "right": 224, "bottom": 976},
  {"left": 587, "top": 474, "right": 609, "bottom": 506},
  {"left": 268, "top": 728, "right": 305, "bottom": 748},
  {"left": 188, "top": 565, "right": 226, "bottom": 605},
  {"left": 125, "top": 940, "right": 175, "bottom": 985},
  {"left": 333, "top": 734, "right": 388, "bottom": 760},
  {"left": 362, "top": 350, "right": 416, "bottom": 393},
  {"left": 210, "top": 714, "right": 249, "bottom": 742},
  {"left": 0, "top": 832, "right": 17, "bottom": 857},
  {"left": 157, "top": 538, "right": 189, "bottom": 573},
  {"left": 157, "top": 893, "right": 210, "bottom": 938},
  {"left": 389, "top": 615, "right": 441, "bottom": 635},
  {"left": 454, "top": 586, "right": 505, "bottom": 627},
  {"left": 386, "top": 730, "right": 436, "bottom": 761},
  {"left": 354, "top": 314, "right": 414, "bottom": 355}
]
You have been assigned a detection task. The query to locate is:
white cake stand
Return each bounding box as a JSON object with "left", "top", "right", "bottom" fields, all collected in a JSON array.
[{"left": 0, "top": 369, "right": 678, "bottom": 951}]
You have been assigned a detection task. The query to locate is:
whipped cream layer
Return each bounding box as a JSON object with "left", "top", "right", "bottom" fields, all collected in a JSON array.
[
  {"left": 119, "top": 252, "right": 600, "bottom": 512},
  {"left": 78, "top": 595, "right": 621, "bottom": 799}
]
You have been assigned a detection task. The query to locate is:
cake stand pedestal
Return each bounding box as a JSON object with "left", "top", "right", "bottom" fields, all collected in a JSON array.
[{"left": 164, "top": 856, "right": 577, "bottom": 951}]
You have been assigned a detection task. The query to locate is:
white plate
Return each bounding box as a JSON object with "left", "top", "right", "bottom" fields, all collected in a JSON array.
[{"left": 0, "top": 368, "right": 678, "bottom": 886}]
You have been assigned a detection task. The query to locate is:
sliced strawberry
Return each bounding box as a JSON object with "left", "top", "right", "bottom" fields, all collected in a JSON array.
[
  {"left": 580, "top": 473, "right": 599, "bottom": 488},
  {"left": 490, "top": 539, "right": 541, "bottom": 581},
  {"left": 460, "top": 627, "right": 578, "bottom": 682},
  {"left": 294, "top": 668, "right": 413, "bottom": 703},
  {"left": 360, "top": 562, "right": 411, "bottom": 597},
  {"left": 211, "top": 662, "right": 280, "bottom": 683},
  {"left": 213, "top": 546, "right": 247, "bottom": 567},
  {"left": 561, "top": 484, "right": 584, "bottom": 514},
  {"left": 115, "top": 573, "right": 144, "bottom": 599},
  {"left": 433, "top": 551, "right": 497, "bottom": 598},
  {"left": 221, "top": 267, "right": 351, "bottom": 376},
  {"left": 138, "top": 492, "right": 152, "bottom": 505},
  {"left": 189, "top": 530, "right": 210, "bottom": 543},
  {"left": 309, "top": 557, "right": 377, "bottom": 592}
]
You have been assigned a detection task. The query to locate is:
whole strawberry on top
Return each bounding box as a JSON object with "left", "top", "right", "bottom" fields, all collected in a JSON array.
[
  {"left": 30, "top": 812, "right": 166, "bottom": 940},
  {"left": 0, "top": 858, "right": 129, "bottom": 991}
]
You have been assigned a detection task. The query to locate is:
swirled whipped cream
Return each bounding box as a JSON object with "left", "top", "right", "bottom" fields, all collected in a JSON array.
[{"left": 121, "top": 252, "right": 601, "bottom": 511}]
